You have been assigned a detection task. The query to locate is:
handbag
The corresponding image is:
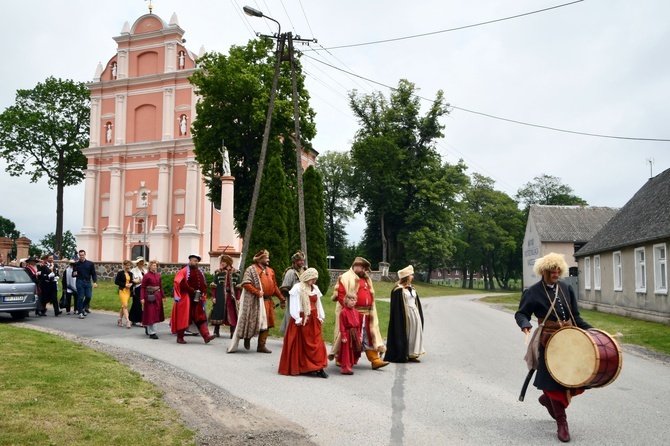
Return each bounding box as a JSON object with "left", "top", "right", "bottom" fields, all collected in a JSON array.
[{"left": 146, "top": 293, "right": 156, "bottom": 302}]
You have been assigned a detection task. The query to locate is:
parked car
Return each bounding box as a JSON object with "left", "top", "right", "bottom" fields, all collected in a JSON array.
[{"left": 0, "top": 265, "right": 39, "bottom": 320}]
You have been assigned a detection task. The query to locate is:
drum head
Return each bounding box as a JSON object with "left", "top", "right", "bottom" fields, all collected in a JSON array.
[{"left": 545, "top": 326, "right": 597, "bottom": 388}]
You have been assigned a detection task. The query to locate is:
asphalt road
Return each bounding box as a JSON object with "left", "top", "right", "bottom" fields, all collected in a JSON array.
[{"left": 7, "top": 293, "right": 670, "bottom": 445}]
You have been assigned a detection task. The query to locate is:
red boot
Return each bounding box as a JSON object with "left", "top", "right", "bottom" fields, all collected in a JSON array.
[
  {"left": 197, "top": 322, "right": 215, "bottom": 344},
  {"left": 177, "top": 330, "right": 187, "bottom": 344},
  {"left": 539, "top": 393, "right": 556, "bottom": 419},
  {"left": 551, "top": 399, "right": 571, "bottom": 442}
]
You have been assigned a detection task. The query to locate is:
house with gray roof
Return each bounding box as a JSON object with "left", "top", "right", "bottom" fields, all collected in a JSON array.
[
  {"left": 575, "top": 168, "right": 670, "bottom": 323},
  {"left": 522, "top": 204, "right": 619, "bottom": 289}
]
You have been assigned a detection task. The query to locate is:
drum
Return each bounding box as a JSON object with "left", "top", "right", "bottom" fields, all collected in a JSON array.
[{"left": 545, "top": 326, "right": 623, "bottom": 388}]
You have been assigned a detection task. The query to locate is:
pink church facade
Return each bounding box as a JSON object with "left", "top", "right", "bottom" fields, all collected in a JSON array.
[{"left": 78, "top": 12, "right": 240, "bottom": 264}]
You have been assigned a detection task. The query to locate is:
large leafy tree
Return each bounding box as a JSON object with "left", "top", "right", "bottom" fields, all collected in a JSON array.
[
  {"left": 316, "top": 150, "right": 355, "bottom": 269},
  {"left": 189, "top": 38, "right": 316, "bottom": 237},
  {"left": 0, "top": 216, "right": 20, "bottom": 240},
  {"left": 0, "top": 77, "right": 90, "bottom": 253},
  {"left": 303, "top": 166, "right": 330, "bottom": 292},
  {"left": 515, "top": 174, "right": 588, "bottom": 212},
  {"left": 349, "top": 79, "right": 456, "bottom": 269}
]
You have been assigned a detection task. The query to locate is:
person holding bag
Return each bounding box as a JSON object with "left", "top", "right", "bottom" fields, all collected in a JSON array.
[{"left": 140, "top": 260, "right": 166, "bottom": 339}]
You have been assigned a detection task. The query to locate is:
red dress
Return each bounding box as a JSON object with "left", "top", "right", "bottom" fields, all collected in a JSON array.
[
  {"left": 338, "top": 305, "right": 362, "bottom": 371},
  {"left": 278, "top": 290, "right": 328, "bottom": 376}
]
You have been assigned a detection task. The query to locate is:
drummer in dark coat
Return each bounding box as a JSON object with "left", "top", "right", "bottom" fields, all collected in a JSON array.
[{"left": 515, "top": 252, "right": 592, "bottom": 443}]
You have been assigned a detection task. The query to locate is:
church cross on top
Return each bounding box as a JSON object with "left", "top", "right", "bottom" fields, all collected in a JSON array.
[{"left": 145, "top": 0, "right": 155, "bottom": 14}]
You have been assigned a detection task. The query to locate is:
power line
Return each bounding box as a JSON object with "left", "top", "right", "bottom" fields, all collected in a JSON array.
[
  {"left": 303, "top": 54, "right": 670, "bottom": 142},
  {"left": 314, "top": 0, "right": 585, "bottom": 51}
]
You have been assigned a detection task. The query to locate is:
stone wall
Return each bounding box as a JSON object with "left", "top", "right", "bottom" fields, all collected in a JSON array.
[{"left": 55, "top": 261, "right": 212, "bottom": 281}]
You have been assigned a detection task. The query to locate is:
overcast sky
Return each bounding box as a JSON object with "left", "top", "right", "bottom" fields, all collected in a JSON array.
[{"left": 2, "top": 0, "right": 669, "bottom": 247}]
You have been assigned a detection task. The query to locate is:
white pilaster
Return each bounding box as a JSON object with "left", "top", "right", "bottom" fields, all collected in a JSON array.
[
  {"left": 90, "top": 98, "right": 101, "bottom": 147},
  {"left": 162, "top": 88, "right": 175, "bottom": 140},
  {"left": 106, "top": 164, "right": 123, "bottom": 232},
  {"left": 117, "top": 49, "right": 128, "bottom": 80},
  {"left": 219, "top": 176, "right": 238, "bottom": 250},
  {"left": 165, "top": 42, "right": 176, "bottom": 72},
  {"left": 114, "top": 94, "right": 127, "bottom": 145},
  {"left": 178, "top": 159, "right": 201, "bottom": 259}
]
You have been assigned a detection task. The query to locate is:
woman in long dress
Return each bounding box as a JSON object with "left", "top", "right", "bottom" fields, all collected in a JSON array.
[
  {"left": 384, "top": 265, "right": 425, "bottom": 363},
  {"left": 129, "top": 257, "right": 147, "bottom": 327},
  {"left": 140, "top": 260, "right": 166, "bottom": 339},
  {"left": 278, "top": 268, "right": 328, "bottom": 378},
  {"left": 114, "top": 260, "right": 134, "bottom": 329}
]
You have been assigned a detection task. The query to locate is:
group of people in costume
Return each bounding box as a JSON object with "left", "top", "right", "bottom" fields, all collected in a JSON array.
[{"left": 163, "top": 249, "right": 426, "bottom": 380}]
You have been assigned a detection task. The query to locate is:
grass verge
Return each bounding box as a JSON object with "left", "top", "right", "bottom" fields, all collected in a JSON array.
[
  {"left": 0, "top": 325, "right": 195, "bottom": 446},
  {"left": 480, "top": 293, "right": 670, "bottom": 356}
]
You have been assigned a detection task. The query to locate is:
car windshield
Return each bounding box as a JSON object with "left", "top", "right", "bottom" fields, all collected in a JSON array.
[{"left": 0, "top": 268, "right": 32, "bottom": 284}]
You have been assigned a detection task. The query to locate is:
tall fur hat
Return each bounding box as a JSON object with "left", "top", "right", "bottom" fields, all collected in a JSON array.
[
  {"left": 220, "top": 254, "right": 234, "bottom": 266},
  {"left": 253, "top": 249, "right": 269, "bottom": 262},
  {"left": 533, "top": 252, "right": 569, "bottom": 277},
  {"left": 291, "top": 250, "right": 305, "bottom": 263},
  {"left": 351, "top": 257, "right": 371, "bottom": 271},
  {"left": 397, "top": 265, "right": 414, "bottom": 280},
  {"left": 300, "top": 267, "right": 319, "bottom": 283}
]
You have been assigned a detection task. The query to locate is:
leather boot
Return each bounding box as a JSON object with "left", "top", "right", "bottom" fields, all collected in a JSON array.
[
  {"left": 365, "top": 350, "right": 389, "bottom": 370},
  {"left": 197, "top": 322, "right": 215, "bottom": 344},
  {"left": 257, "top": 331, "right": 272, "bottom": 353},
  {"left": 213, "top": 325, "right": 220, "bottom": 337},
  {"left": 230, "top": 326, "right": 235, "bottom": 339},
  {"left": 177, "top": 330, "right": 187, "bottom": 344},
  {"left": 551, "top": 399, "right": 570, "bottom": 442},
  {"left": 244, "top": 338, "right": 251, "bottom": 350},
  {"left": 539, "top": 393, "right": 556, "bottom": 419}
]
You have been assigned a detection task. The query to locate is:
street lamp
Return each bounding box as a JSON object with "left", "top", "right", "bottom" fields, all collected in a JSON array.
[
  {"left": 326, "top": 255, "right": 334, "bottom": 269},
  {"left": 243, "top": 5, "right": 281, "bottom": 36}
]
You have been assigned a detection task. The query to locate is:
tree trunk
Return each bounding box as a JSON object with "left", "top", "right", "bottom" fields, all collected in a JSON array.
[
  {"left": 55, "top": 178, "right": 64, "bottom": 254},
  {"left": 461, "top": 268, "right": 467, "bottom": 288}
]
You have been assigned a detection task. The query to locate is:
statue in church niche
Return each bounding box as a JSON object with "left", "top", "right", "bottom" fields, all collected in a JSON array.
[
  {"left": 179, "top": 51, "right": 185, "bottom": 69},
  {"left": 179, "top": 115, "right": 188, "bottom": 136},
  {"left": 106, "top": 123, "right": 113, "bottom": 143},
  {"left": 111, "top": 62, "right": 117, "bottom": 79}
]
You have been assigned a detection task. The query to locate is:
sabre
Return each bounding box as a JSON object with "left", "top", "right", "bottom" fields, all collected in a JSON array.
[{"left": 519, "top": 368, "right": 535, "bottom": 402}]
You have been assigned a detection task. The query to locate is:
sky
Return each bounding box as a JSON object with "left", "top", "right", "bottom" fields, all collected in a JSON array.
[{"left": 1, "top": 0, "right": 669, "bottom": 247}]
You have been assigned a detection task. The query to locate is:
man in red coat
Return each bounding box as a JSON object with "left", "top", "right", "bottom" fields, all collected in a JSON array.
[{"left": 171, "top": 253, "right": 215, "bottom": 344}]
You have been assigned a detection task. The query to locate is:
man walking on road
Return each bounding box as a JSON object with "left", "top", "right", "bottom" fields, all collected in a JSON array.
[
  {"left": 171, "top": 254, "right": 215, "bottom": 345},
  {"left": 329, "top": 257, "right": 388, "bottom": 370},
  {"left": 73, "top": 250, "right": 97, "bottom": 319}
]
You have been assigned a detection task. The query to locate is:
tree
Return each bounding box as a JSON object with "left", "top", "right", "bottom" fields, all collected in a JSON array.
[
  {"left": 303, "top": 166, "right": 330, "bottom": 292},
  {"left": 316, "top": 151, "right": 355, "bottom": 269},
  {"left": 0, "top": 77, "right": 90, "bottom": 253},
  {"left": 39, "top": 230, "right": 77, "bottom": 259},
  {"left": 349, "top": 79, "right": 454, "bottom": 268},
  {"left": 190, "top": 39, "right": 316, "bottom": 238},
  {"left": 246, "top": 153, "right": 289, "bottom": 273},
  {"left": 0, "top": 216, "right": 20, "bottom": 240},
  {"left": 515, "top": 174, "right": 588, "bottom": 212}
]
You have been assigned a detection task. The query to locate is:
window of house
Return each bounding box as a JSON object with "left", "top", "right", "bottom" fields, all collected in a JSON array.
[
  {"left": 635, "top": 247, "right": 646, "bottom": 292},
  {"left": 594, "top": 255, "right": 601, "bottom": 290},
  {"left": 613, "top": 251, "right": 623, "bottom": 291},
  {"left": 584, "top": 257, "right": 591, "bottom": 290},
  {"left": 654, "top": 244, "right": 668, "bottom": 294}
]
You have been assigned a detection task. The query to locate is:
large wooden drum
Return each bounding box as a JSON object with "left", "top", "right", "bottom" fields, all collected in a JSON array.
[{"left": 545, "top": 326, "right": 623, "bottom": 388}]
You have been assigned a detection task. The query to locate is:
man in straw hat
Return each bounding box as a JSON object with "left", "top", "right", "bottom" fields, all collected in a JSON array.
[
  {"left": 278, "top": 250, "right": 306, "bottom": 334},
  {"left": 227, "top": 249, "right": 285, "bottom": 353},
  {"left": 329, "top": 257, "right": 388, "bottom": 370},
  {"left": 171, "top": 253, "right": 215, "bottom": 344},
  {"left": 515, "top": 252, "right": 593, "bottom": 443}
]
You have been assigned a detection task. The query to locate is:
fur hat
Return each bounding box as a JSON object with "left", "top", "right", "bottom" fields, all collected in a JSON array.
[
  {"left": 220, "top": 254, "right": 234, "bottom": 266},
  {"left": 188, "top": 253, "right": 202, "bottom": 261},
  {"left": 533, "top": 252, "right": 569, "bottom": 277},
  {"left": 397, "top": 265, "right": 414, "bottom": 280},
  {"left": 300, "top": 267, "right": 319, "bottom": 283},
  {"left": 351, "top": 257, "right": 371, "bottom": 271},
  {"left": 291, "top": 250, "right": 305, "bottom": 263},
  {"left": 253, "top": 249, "right": 269, "bottom": 262}
]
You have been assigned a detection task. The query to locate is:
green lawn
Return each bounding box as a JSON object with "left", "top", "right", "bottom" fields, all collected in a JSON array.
[
  {"left": 0, "top": 325, "right": 194, "bottom": 446},
  {"left": 481, "top": 293, "right": 670, "bottom": 356}
]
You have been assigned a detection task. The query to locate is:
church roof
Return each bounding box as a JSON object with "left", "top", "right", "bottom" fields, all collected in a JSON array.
[
  {"left": 529, "top": 204, "right": 619, "bottom": 243},
  {"left": 575, "top": 167, "right": 670, "bottom": 257}
]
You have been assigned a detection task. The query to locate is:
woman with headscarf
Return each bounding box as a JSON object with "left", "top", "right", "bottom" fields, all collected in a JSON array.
[
  {"left": 384, "top": 265, "right": 425, "bottom": 363},
  {"left": 278, "top": 268, "right": 328, "bottom": 378},
  {"left": 129, "top": 256, "right": 147, "bottom": 327}
]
